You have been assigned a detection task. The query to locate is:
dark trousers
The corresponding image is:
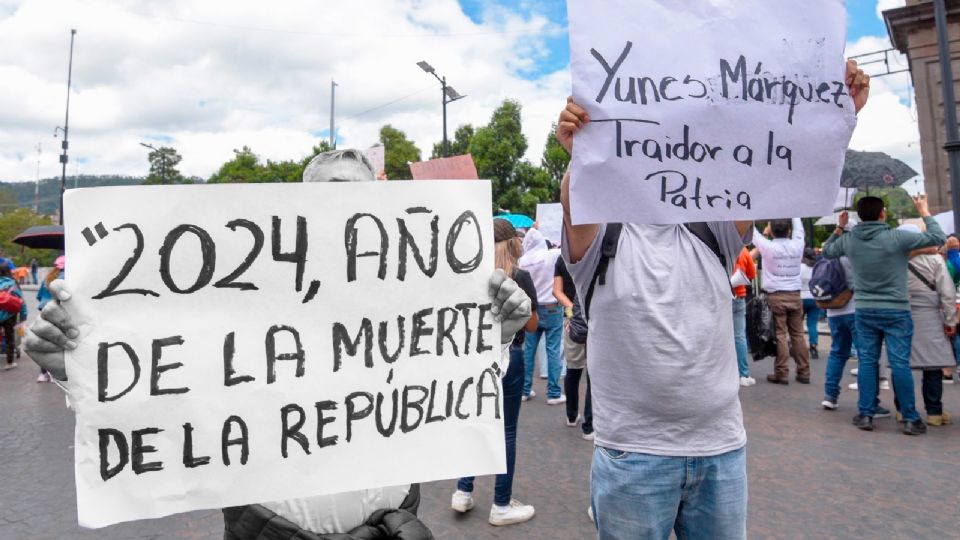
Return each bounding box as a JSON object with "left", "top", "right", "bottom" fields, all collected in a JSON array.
[
  {"left": 564, "top": 368, "right": 592, "bottom": 434},
  {"left": 458, "top": 345, "right": 524, "bottom": 506},
  {"left": 2, "top": 317, "right": 15, "bottom": 365},
  {"left": 894, "top": 369, "right": 943, "bottom": 416}
]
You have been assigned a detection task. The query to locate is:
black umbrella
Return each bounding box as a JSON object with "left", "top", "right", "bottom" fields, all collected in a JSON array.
[
  {"left": 841, "top": 150, "right": 918, "bottom": 189},
  {"left": 12, "top": 225, "right": 64, "bottom": 250}
]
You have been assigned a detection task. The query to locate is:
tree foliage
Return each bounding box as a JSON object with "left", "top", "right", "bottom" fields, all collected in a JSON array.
[
  {"left": 207, "top": 142, "right": 333, "bottom": 184},
  {"left": 380, "top": 125, "right": 421, "bottom": 180},
  {"left": 144, "top": 147, "right": 186, "bottom": 185},
  {"left": 469, "top": 100, "right": 529, "bottom": 211},
  {"left": 0, "top": 208, "right": 56, "bottom": 266},
  {"left": 541, "top": 124, "right": 569, "bottom": 202},
  {"left": 430, "top": 124, "right": 475, "bottom": 159}
]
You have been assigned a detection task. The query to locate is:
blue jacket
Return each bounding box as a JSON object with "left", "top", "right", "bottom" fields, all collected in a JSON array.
[{"left": 0, "top": 277, "right": 27, "bottom": 323}]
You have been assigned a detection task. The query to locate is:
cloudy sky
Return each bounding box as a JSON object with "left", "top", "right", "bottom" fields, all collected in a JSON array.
[{"left": 0, "top": 0, "right": 918, "bottom": 190}]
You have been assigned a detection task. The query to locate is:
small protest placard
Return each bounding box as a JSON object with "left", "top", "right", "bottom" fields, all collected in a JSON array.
[
  {"left": 410, "top": 155, "right": 480, "bottom": 180},
  {"left": 536, "top": 203, "right": 564, "bottom": 247},
  {"left": 567, "top": 0, "right": 857, "bottom": 225},
  {"left": 63, "top": 182, "right": 503, "bottom": 527},
  {"left": 363, "top": 144, "right": 386, "bottom": 179}
]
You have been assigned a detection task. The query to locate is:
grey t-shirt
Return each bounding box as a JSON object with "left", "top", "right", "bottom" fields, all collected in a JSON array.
[{"left": 563, "top": 223, "right": 749, "bottom": 457}]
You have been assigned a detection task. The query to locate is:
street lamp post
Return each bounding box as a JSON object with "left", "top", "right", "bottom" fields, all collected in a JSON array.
[
  {"left": 417, "top": 61, "right": 467, "bottom": 158},
  {"left": 933, "top": 0, "right": 960, "bottom": 235},
  {"left": 55, "top": 29, "right": 77, "bottom": 225},
  {"left": 140, "top": 142, "right": 166, "bottom": 183}
]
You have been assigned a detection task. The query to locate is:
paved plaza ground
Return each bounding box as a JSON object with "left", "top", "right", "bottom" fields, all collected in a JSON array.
[{"left": 1, "top": 291, "right": 957, "bottom": 539}]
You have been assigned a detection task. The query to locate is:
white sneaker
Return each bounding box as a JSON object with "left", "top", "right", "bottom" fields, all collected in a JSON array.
[
  {"left": 546, "top": 395, "right": 567, "bottom": 405},
  {"left": 848, "top": 382, "right": 858, "bottom": 390},
  {"left": 880, "top": 379, "right": 890, "bottom": 390},
  {"left": 521, "top": 390, "right": 536, "bottom": 402},
  {"left": 566, "top": 414, "right": 583, "bottom": 427},
  {"left": 821, "top": 399, "right": 838, "bottom": 410},
  {"left": 582, "top": 431, "right": 595, "bottom": 442},
  {"left": 450, "top": 490, "right": 474, "bottom": 513},
  {"left": 739, "top": 376, "right": 756, "bottom": 387},
  {"left": 489, "top": 499, "right": 535, "bottom": 526},
  {"left": 36, "top": 372, "right": 51, "bottom": 383},
  {"left": 850, "top": 367, "right": 859, "bottom": 376}
]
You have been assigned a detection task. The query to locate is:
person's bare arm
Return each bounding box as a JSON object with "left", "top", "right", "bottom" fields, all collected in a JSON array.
[
  {"left": 557, "top": 98, "right": 600, "bottom": 263},
  {"left": 553, "top": 276, "right": 573, "bottom": 309}
]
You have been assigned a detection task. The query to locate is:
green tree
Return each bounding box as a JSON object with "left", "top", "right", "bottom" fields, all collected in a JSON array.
[
  {"left": 430, "top": 124, "right": 475, "bottom": 159},
  {"left": 0, "top": 186, "right": 18, "bottom": 213},
  {"left": 469, "top": 100, "right": 528, "bottom": 211},
  {"left": 0, "top": 208, "right": 56, "bottom": 266},
  {"left": 208, "top": 147, "right": 263, "bottom": 184},
  {"left": 541, "top": 124, "right": 569, "bottom": 202},
  {"left": 380, "top": 125, "right": 421, "bottom": 180},
  {"left": 143, "top": 146, "right": 186, "bottom": 185}
]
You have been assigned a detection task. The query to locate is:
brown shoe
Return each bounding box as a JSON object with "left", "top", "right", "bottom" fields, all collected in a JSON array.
[
  {"left": 796, "top": 375, "right": 811, "bottom": 384},
  {"left": 766, "top": 374, "right": 789, "bottom": 385}
]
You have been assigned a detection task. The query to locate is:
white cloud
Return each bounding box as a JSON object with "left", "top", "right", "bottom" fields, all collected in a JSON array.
[
  {"left": 876, "top": 0, "right": 906, "bottom": 19},
  {"left": 845, "top": 33, "right": 922, "bottom": 192},
  {"left": 0, "top": 0, "right": 570, "bottom": 182}
]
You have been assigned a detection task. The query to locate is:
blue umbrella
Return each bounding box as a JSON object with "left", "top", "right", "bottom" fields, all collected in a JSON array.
[{"left": 495, "top": 214, "right": 534, "bottom": 229}]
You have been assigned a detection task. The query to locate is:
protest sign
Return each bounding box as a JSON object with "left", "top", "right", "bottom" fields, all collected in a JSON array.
[
  {"left": 63, "top": 181, "right": 503, "bottom": 527},
  {"left": 567, "top": 0, "right": 857, "bottom": 225},
  {"left": 833, "top": 187, "right": 855, "bottom": 211},
  {"left": 536, "top": 203, "right": 563, "bottom": 246},
  {"left": 410, "top": 155, "right": 480, "bottom": 180},
  {"left": 363, "top": 144, "right": 386, "bottom": 179}
]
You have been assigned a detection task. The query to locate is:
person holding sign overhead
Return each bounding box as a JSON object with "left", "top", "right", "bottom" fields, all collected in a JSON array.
[
  {"left": 24, "top": 149, "right": 535, "bottom": 539},
  {"left": 556, "top": 56, "right": 870, "bottom": 538}
]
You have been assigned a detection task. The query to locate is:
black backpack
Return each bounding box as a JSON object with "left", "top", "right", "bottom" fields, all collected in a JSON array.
[{"left": 582, "top": 222, "right": 726, "bottom": 321}]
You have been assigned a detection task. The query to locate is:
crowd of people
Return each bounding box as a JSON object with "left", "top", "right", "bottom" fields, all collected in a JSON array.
[
  {"left": 745, "top": 198, "right": 956, "bottom": 436},
  {"left": 24, "top": 58, "right": 950, "bottom": 540}
]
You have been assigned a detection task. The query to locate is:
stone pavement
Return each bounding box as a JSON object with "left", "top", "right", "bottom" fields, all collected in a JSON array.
[{"left": 1, "top": 294, "right": 958, "bottom": 539}]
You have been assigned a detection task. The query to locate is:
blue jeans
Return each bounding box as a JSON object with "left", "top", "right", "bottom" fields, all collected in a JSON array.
[
  {"left": 523, "top": 305, "right": 564, "bottom": 398},
  {"left": 732, "top": 298, "right": 749, "bottom": 377},
  {"left": 855, "top": 309, "right": 919, "bottom": 421},
  {"left": 458, "top": 345, "right": 524, "bottom": 506},
  {"left": 824, "top": 314, "right": 856, "bottom": 402},
  {"left": 802, "top": 299, "right": 821, "bottom": 346},
  {"left": 591, "top": 446, "right": 747, "bottom": 539}
]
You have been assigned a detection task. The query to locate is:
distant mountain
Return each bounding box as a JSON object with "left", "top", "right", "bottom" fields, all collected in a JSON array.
[{"left": 0, "top": 175, "right": 145, "bottom": 215}]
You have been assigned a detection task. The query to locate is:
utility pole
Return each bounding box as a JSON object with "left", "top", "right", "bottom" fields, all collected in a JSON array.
[
  {"left": 330, "top": 79, "right": 337, "bottom": 149},
  {"left": 34, "top": 143, "right": 41, "bottom": 213},
  {"left": 55, "top": 29, "right": 76, "bottom": 226},
  {"left": 933, "top": 0, "right": 960, "bottom": 235}
]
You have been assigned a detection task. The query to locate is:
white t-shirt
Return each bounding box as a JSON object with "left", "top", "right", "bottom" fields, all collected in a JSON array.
[
  {"left": 519, "top": 228, "right": 561, "bottom": 305},
  {"left": 754, "top": 218, "right": 805, "bottom": 293},
  {"left": 800, "top": 264, "right": 814, "bottom": 300},
  {"left": 563, "top": 222, "right": 749, "bottom": 457}
]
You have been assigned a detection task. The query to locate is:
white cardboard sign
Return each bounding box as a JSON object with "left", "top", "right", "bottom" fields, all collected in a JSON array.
[
  {"left": 568, "top": 0, "right": 857, "bottom": 225},
  {"left": 535, "top": 203, "right": 564, "bottom": 247},
  {"left": 63, "top": 182, "right": 503, "bottom": 527}
]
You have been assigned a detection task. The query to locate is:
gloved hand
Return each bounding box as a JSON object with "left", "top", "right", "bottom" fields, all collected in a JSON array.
[
  {"left": 24, "top": 280, "right": 77, "bottom": 381},
  {"left": 488, "top": 269, "right": 531, "bottom": 344}
]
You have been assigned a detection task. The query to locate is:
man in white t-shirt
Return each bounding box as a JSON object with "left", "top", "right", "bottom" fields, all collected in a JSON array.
[
  {"left": 754, "top": 218, "right": 809, "bottom": 384},
  {"left": 556, "top": 58, "right": 871, "bottom": 538}
]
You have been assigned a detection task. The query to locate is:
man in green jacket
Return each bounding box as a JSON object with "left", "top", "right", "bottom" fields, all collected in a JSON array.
[{"left": 822, "top": 194, "right": 945, "bottom": 435}]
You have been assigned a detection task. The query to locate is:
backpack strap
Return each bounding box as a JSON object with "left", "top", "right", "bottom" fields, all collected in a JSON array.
[
  {"left": 583, "top": 223, "right": 622, "bottom": 322},
  {"left": 908, "top": 262, "right": 937, "bottom": 292},
  {"left": 684, "top": 222, "right": 727, "bottom": 270}
]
